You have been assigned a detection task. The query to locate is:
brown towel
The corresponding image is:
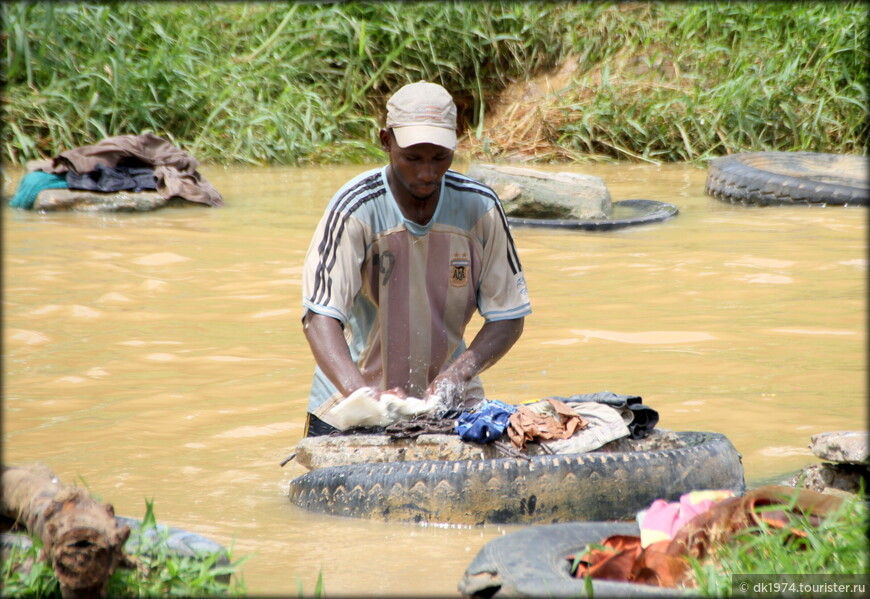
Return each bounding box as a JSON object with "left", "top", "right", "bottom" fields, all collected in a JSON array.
[{"left": 507, "top": 398, "right": 586, "bottom": 450}]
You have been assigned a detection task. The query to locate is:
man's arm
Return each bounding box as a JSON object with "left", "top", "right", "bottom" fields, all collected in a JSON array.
[
  {"left": 302, "top": 311, "right": 368, "bottom": 398},
  {"left": 425, "top": 317, "right": 524, "bottom": 407}
]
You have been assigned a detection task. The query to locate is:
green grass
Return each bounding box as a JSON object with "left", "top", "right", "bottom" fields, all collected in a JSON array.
[
  {"left": 1, "top": 498, "right": 248, "bottom": 598},
  {"left": 297, "top": 569, "right": 325, "bottom": 599},
  {"left": 689, "top": 488, "right": 869, "bottom": 596},
  {"left": 568, "top": 487, "right": 867, "bottom": 596},
  {"left": 1, "top": 1, "right": 866, "bottom": 166},
  {"left": 550, "top": 2, "right": 869, "bottom": 163}
]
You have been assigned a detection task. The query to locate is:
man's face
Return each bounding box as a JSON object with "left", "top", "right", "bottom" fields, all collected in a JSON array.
[{"left": 381, "top": 129, "right": 454, "bottom": 202}]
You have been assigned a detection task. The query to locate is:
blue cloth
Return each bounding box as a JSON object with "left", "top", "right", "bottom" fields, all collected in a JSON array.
[
  {"left": 10, "top": 171, "right": 68, "bottom": 209},
  {"left": 456, "top": 399, "right": 517, "bottom": 443}
]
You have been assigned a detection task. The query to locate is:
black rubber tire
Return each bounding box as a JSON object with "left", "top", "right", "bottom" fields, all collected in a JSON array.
[
  {"left": 459, "top": 521, "right": 686, "bottom": 598},
  {"left": 1, "top": 516, "right": 229, "bottom": 568},
  {"left": 705, "top": 152, "right": 869, "bottom": 206},
  {"left": 288, "top": 431, "right": 745, "bottom": 525},
  {"left": 114, "top": 516, "right": 229, "bottom": 562},
  {"left": 507, "top": 199, "right": 679, "bottom": 230}
]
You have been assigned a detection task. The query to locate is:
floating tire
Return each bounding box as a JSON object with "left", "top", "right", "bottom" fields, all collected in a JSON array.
[
  {"left": 705, "top": 152, "right": 869, "bottom": 206},
  {"left": 506, "top": 199, "right": 679, "bottom": 230},
  {"left": 459, "top": 521, "right": 685, "bottom": 598},
  {"left": 287, "top": 431, "right": 744, "bottom": 525}
]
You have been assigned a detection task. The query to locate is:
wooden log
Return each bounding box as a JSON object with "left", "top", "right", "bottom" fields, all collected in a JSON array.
[{"left": 1, "top": 464, "right": 134, "bottom": 599}]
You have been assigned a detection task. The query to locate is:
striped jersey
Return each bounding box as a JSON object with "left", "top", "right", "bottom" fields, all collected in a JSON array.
[{"left": 303, "top": 166, "right": 531, "bottom": 423}]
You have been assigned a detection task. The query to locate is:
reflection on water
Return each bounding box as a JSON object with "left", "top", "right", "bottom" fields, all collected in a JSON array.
[{"left": 2, "top": 162, "right": 866, "bottom": 596}]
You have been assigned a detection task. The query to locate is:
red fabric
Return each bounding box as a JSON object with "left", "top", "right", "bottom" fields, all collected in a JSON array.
[{"left": 568, "top": 485, "right": 844, "bottom": 589}]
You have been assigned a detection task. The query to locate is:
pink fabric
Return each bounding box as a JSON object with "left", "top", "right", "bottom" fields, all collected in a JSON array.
[{"left": 640, "top": 489, "right": 734, "bottom": 548}]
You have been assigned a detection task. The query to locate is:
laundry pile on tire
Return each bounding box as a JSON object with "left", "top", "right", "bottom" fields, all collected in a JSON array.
[
  {"left": 455, "top": 392, "right": 659, "bottom": 457},
  {"left": 10, "top": 132, "right": 223, "bottom": 211},
  {"left": 326, "top": 389, "right": 659, "bottom": 459}
]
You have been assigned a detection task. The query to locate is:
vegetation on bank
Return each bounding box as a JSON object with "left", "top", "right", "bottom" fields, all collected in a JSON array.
[
  {"left": 691, "top": 488, "right": 869, "bottom": 597},
  {"left": 2, "top": 1, "right": 867, "bottom": 166},
  {"left": 1, "top": 499, "right": 248, "bottom": 597}
]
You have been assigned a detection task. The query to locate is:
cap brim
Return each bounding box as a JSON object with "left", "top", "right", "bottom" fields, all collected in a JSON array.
[{"left": 392, "top": 125, "right": 456, "bottom": 151}]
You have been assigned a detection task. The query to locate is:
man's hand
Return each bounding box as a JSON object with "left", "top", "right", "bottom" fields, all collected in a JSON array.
[
  {"left": 424, "top": 371, "right": 467, "bottom": 408},
  {"left": 376, "top": 386, "right": 408, "bottom": 401},
  {"left": 424, "top": 317, "right": 524, "bottom": 410}
]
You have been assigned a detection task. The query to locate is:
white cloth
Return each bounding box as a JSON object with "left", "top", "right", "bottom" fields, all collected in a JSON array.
[
  {"left": 328, "top": 387, "right": 443, "bottom": 431},
  {"left": 522, "top": 400, "right": 631, "bottom": 454}
]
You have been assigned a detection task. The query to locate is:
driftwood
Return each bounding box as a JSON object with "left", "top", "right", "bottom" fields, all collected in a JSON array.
[{"left": 1, "top": 463, "right": 134, "bottom": 598}]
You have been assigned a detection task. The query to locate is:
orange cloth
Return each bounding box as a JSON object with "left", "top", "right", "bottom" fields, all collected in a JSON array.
[
  {"left": 506, "top": 398, "right": 586, "bottom": 450},
  {"left": 569, "top": 485, "right": 845, "bottom": 589}
]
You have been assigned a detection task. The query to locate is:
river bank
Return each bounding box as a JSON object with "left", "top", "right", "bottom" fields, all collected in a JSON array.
[{"left": 3, "top": 2, "right": 867, "bottom": 166}]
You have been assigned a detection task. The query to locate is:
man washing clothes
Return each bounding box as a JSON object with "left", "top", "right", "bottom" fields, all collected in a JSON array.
[{"left": 301, "top": 81, "right": 531, "bottom": 436}]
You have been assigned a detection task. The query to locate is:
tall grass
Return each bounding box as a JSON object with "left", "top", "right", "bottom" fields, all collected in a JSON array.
[
  {"left": 1, "top": 1, "right": 866, "bottom": 166},
  {"left": 549, "top": 2, "right": 869, "bottom": 162}
]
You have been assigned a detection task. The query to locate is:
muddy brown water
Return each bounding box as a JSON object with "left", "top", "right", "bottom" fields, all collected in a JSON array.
[{"left": 2, "top": 162, "right": 866, "bottom": 596}]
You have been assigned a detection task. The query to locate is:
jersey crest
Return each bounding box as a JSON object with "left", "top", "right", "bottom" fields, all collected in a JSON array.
[{"left": 450, "top": 252, "right": 470, "bottom": 287}]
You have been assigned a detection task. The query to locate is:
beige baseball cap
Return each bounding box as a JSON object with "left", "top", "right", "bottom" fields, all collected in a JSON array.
[{"left": 386, "top": 81, "right": 457, "bottom": 150}]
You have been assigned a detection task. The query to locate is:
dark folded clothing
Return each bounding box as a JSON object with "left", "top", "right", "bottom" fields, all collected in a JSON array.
[
  {"left": 549, "top": 391, "right": 659, "bottom": 440},
  {"left": 66, "top": 164, "right": 157, "bottom": 193},
  {"left": 31, "top": 132, "right": 223, "bottom": 206}
]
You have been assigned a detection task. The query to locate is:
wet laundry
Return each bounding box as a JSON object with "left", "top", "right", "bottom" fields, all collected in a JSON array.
[
  {"left": 507, "top": 398, "right": 586, "bottom": 450},
  {"left": 326, "top": 387, "right": 444, "bottom": 430},
  {"left": 456, "top": 399, "right": 517, "bottom": 443},
  {"left": 66, "top": 163, "right": 157, "bottom": 193},
  {"left": 9, "top": 171, "right": 68, "bottom": 209},
  {"left": 533, "top": 401, "right": 631, "bottom": 454},
  {"left": 550, "top": 390, "right": 659, "bottom": 439},
  {"left": 386, "top": 410, "right": 463, "bottom": 439},
  {"left": 26, "top": 132, "right": 223, "bottom": 207}
]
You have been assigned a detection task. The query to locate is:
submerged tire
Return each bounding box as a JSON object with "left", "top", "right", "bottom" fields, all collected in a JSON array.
[
  {"left": 287, "top": 431, "right": 744, "bottom": 525},
  {"left": 705, "top": 152, "right": 869, "bottom": 206},
  {"left": 459, "top": 521, "right": 684, "bottom": 598},
  {"left": 507, "top": 199, "right": 678, "bottom": 230},
  {"left": 114, "top": 516, "right": 229, "bottom": 562}
]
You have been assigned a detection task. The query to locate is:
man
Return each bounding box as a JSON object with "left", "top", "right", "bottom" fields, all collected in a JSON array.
[{"left": 301, "top": 81, "right": 531, "bottom": 436}]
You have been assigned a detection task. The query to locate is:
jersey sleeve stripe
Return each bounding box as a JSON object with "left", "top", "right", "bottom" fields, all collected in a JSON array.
[
  {"left": 481, "top": 303, "right": 532, "bottom": 321},
  {"left": 310, "top": 174, "right": 384, "bottom": 307}
]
